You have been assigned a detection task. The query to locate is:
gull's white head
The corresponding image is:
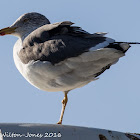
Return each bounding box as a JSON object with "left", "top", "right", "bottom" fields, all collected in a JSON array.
[{"left": 0, "top": 12, "right": 50, "bottom": 39}]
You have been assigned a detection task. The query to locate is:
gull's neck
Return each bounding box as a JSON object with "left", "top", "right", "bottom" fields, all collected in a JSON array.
[
  {"left": 13, "top": 24, "right": 48, "bottom": 42},
  {"left": 21, "top": 31, "right": 32, "bottom": 41},
  {"left": 20, "top": 26, "right": 40, "bottom": 42}
]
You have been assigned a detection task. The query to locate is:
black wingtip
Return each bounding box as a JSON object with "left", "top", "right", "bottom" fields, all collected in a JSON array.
[{"left": 115, "top": 42, "right": 140, "bottom": 44}]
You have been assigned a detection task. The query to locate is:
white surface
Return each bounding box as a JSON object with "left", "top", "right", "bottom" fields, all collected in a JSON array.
[
  {"left": 0, "top": 123, "right": 140, "bottom": 140},
  {"left": 0, "top": 130, "right": 3, "bottom": 140}
]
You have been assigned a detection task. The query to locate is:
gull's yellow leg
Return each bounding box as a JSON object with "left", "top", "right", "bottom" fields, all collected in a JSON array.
[{"left": 57, "top": 91, "right": 69, "bottom": 124}]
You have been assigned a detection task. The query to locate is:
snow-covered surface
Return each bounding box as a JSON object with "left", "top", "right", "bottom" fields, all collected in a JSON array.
[{"left": 0, "top": 123, "right": 139, "bottom": 140}]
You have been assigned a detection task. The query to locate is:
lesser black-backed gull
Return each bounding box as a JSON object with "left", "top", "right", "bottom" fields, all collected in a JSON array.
[{"left": 0, "top": 12, "right": 139, "bottom": 124}]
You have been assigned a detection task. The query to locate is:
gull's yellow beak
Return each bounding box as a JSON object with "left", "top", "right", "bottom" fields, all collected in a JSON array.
[{"left": 0, "top": 27, "right": 17, "bottom": 36}]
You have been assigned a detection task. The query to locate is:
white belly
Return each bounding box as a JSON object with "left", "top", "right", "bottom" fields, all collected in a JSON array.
[{"left": 13, "top": 40, "right": 124, "bottom": 92}]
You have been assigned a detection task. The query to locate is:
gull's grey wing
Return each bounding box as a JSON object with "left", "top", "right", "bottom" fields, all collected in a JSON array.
[{"left": 18, "top": 21, "right": 125, "bottom": 65}]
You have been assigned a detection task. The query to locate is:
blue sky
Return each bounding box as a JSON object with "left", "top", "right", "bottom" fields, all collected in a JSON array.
[{"left": 0, "top": 0, "right": 140, "bottom": 133}]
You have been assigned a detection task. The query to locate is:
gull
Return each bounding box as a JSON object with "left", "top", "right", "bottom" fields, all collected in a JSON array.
[{"left": 0, "top": 12, "right": 139, "bottom": 124}]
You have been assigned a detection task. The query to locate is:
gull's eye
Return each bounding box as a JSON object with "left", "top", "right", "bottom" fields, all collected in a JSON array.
[{"left": 23, "top": 18, "right": 29, "bottom": 22}]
